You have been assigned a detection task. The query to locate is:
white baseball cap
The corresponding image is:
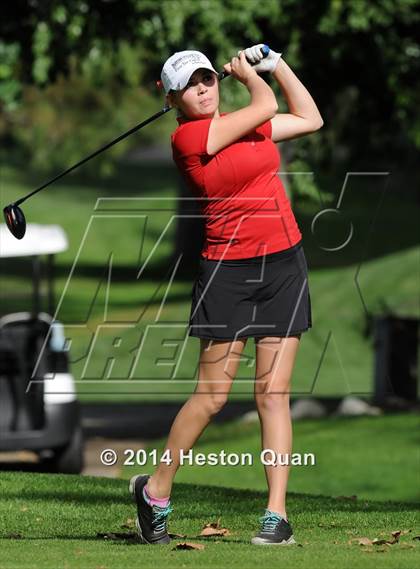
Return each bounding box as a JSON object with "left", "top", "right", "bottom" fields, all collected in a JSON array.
[{"left": 160, "top": 50, "right": 218, "bottom": 93}]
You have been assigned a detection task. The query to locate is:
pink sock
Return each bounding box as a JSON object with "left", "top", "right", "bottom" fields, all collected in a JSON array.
[{"left": 143, "top": 484, "right": 170, "bottom": 507}]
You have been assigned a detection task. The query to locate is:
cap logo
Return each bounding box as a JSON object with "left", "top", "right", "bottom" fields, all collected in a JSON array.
[{"left": 171, "top": 53, "right": 205, "bottom": 71}]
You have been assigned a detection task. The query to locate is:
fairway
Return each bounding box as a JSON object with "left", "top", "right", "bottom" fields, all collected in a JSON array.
[
  {"left": 2, "top": 413, "right": 420, "bottom": 568},
  {"left": 1, "top": 471, "right": 419, "bottom": 569}
]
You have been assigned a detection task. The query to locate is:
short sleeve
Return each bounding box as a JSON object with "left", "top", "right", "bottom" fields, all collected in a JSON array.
[
  {"left": 171, "top": 118, "right": 212, "bottom": 158},
  {"left": 256, "top": 119, "right": 272, "bottom": 140},
  {"left": 171, "top": 118, "right": 213, "bottom": 194}
]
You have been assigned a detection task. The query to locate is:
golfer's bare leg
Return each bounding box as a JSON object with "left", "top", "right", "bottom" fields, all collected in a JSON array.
[
  {"left": 254, "top": 334, "right": 301, "bottom": 519},
  {"left": 146, "top": 337, "right": 248, "bottom": 498}
]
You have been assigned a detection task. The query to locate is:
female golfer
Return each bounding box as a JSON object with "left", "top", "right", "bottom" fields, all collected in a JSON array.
[{"left": 130, "top": 44, "right": 323, "bottom": 546}]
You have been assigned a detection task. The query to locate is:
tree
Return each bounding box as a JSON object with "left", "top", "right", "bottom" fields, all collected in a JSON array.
[
  {"left": 1, "top": 1, "right": 418, "bottom": 265},
  {"left": 1, "top": 0, "right": 419, "bottom": 161}
]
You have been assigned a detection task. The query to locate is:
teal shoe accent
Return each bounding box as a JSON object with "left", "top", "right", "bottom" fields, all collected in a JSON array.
[
  {"left": 259, "top": 510, "right": 284, "bottom": 532},
  {"left": 152, "top": 504, "right": 174, "bottom": 533}
]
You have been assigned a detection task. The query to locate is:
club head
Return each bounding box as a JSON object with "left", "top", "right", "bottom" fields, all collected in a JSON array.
[{"left": 3, "top": 203, "right": 27, "bottom": 239}]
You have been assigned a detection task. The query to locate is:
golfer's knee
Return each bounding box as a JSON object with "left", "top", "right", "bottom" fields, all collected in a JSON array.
[
  {"left": 194, "top": 392, "right": 229, "bottom": 417},
  {"left": 255, "top": 391, "right": 289, "bottom": 413}
]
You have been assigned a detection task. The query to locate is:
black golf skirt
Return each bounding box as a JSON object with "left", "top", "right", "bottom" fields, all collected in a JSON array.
[{"left": 188, "top": 239, "right": 312, "bottom": 343}]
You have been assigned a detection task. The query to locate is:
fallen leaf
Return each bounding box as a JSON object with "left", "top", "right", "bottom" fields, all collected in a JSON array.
[
  {"left": 387, "top": 530, "right": 401, "bottom": 544},
  {"left": 200, "top": 527, "right": 231, "bottom": 537},
  {"left": 20, "top": 507, "right": 28, "bottom": 512},
  {"left": 174, "top": 541, "right": 205, "bottom": 550},
  {"left": 349, "top": 537, "right": 373, "bottom": 546},
  {"left": 372, "top": 538, "right": 389, "bottom": 545},
  {"left": 6, "top": 533, "right": 23, "bottom": 540},
  {"left": 401, "top": 543, "right": 416, "bottom": 549},
  {"left": 359, "top": 538, "right": 373, "bottom": 546},
  {"left": 412, "top": 535, "right": 420, "bottom": 541},
  {"left": 350, "top": 530, "right": 411, "bottom": 548},
  {"left": 373, "top": 530, "right": 406, "bottom": 545},
  {"left": 199, "top": 519, "right": 231, "bottom": 537}
]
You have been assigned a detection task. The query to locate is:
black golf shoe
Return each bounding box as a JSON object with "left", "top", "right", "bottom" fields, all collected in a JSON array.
[
  {"left": 251, "top": 509, "right": 296, "bottom": 545},
  {"left": 129, "top": 474, "right": 173, "bottom": 545}
]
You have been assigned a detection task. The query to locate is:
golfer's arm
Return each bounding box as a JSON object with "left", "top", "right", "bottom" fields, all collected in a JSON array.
[
  {"left": 206, "top": 74, "right": 278, "bottom": 155},
  {"left": 269, "top": 58, "right": 323, "bottom": 142}
]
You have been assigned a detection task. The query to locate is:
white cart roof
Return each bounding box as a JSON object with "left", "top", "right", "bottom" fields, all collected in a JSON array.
[{"left": 0, "top": 224, "right": 69, "bottom": 258}]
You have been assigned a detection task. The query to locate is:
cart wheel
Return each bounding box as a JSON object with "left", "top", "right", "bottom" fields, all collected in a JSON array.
[{"left": 40, "top": 426, "right": 84, "bottom": 474}]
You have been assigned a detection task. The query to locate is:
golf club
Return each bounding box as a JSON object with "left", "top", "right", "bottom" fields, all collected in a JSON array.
[{"left": 3, "top": 45, "right": 269, "bottom": 239}]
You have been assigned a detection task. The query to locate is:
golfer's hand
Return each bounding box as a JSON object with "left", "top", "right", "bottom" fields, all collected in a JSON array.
[
  {"left": 223, "top": 51, "right": 258, "bottom": 85},
  {"left": 239, "top": 44, "right": 282, "bottom": 74}
]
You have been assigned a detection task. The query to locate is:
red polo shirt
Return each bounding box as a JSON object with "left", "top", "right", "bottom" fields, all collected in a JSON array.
[{"left": 171, "top": 112, "right": 302, "bottom": 260}]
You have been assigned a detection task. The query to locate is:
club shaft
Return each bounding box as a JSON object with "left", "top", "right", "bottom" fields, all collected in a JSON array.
[
  {"left": 13, "top": 44, "right": 269, "bottom": 207},
  {"left": 15, "top": 106, "right": 172, "bottom": 206}
]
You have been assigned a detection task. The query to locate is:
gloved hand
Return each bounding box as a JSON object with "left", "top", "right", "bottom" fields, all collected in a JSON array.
[{"left": 238, "top": 44, "right": 282, "bottom": 74}]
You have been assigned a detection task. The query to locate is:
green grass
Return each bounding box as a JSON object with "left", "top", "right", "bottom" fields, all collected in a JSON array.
[
  {"left": 121, "top": 413, "right": 420, "bottom": 503},
  {"left": 1, "top": 414, "right": 418, "bottom": 567},
  {"left": 1, "top": 165, "right": 419, "bottom": 402},
  {"left": 1, "top": 469, "right": 419, "bottom": 569}
]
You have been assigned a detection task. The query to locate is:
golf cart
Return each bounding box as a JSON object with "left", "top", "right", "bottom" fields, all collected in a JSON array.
[{"left": 0, "top": 223, "right": 84, "bottom": 473}]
